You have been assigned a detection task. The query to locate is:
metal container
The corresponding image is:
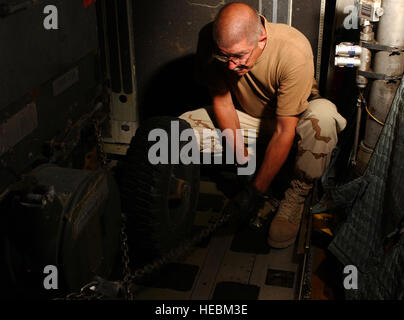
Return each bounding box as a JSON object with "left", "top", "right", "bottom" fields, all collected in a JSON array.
[{"left": 3, "top": 165, "right": 122, "bottom": 297}]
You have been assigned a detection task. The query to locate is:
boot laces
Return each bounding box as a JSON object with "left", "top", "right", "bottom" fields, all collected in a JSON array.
[{"left": 277, "top": 180, "right": 312, "bottom": 222}]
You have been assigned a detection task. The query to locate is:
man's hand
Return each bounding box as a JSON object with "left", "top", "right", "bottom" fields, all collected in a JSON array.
[
  {"left": 253, "top": 115, "right": 298, "bottom": 194},
  {"left": 222, "top": 182, "right": 266, "bottom": 224}
]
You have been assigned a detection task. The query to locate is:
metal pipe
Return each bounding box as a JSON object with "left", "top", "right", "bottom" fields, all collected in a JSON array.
[
  {"left": 363, "top": 81, "right": 399, "bottom": 148},
  {"left": 356, "top": 19, "right": 374, "bottom": 88},
  {"left": 335, "top": 56, "right": 361, "bottom": 67},
  {"left": 272, "top": 0, "right": 278, "bottom": 23},
  {"left": 287, "top": 0, "right": 293, "bottom": 26},
  {"left": 375, "top": 0, "right": 404, "bottom": 47},
  {"left": 351, "top": 17, "right": 374, "bottom": 168},
  {"left": 336, "top": 43, "right": 362, "bottom": 57},
  {"left": 351, "top": 97, "right": 363, "bottom": 166},
  {"left": 362, "top": 0, "right": 404, "bottom": 149}
]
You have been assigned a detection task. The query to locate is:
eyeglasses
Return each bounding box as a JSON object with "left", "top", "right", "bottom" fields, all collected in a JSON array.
[{"left": 213, "top": 46, "right": 255, "bottom": 65}]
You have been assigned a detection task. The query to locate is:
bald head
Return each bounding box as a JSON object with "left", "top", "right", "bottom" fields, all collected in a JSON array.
[{"left": 213, "top": 2, "right": 262, "bottom": 48}]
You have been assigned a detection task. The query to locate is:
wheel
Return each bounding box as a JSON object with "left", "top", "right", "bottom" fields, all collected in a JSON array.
[{"left": 116, "top": 116, "right": 200, "bottom": 267}]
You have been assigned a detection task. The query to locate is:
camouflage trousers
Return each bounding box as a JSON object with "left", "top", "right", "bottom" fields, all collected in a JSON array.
[{"left": 179, "top": 98, "right": 347, "bottom": 181}]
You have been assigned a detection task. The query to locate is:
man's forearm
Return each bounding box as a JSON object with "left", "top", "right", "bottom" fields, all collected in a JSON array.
[
  {"left": 253, "top": 131, "right": 295, "bottom": 194},
  {"left": 213, "top": 104, "right": 249, "bottom": 163}
]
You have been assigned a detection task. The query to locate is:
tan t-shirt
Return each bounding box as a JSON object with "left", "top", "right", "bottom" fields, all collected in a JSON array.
[{"left": 197, "top": 17, "right": 317, "bottom": 118}]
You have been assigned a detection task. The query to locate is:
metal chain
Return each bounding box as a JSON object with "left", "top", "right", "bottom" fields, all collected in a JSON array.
[
  {"left": 92, "top": 118, "right": 108, "bottom": 168},
  {"left": 57, "top": 117, "right": 234, "bottom": 300},
  {"left": 54, "top": 117, "right": 111, "bottom": 301},
  {"left": 57, "top": 206, "right": 232, "bottom": 300},
  {"left": 120, "top": 211, "right": 134, "bottom": 300},
  {"left": 91, "top": 110, "right": 234, "bottom": 298},
  {"left": 91, "top": 116, "right": 133, "bottom": 299},
  {"left": 54, "top": 281, "right": 101, "bottom": 300},
  {"left": 121, "top": 210, "right": 232, "bottom": 292}
]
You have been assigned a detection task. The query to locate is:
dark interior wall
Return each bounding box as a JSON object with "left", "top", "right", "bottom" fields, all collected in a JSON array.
[
  {"left": 132, "top": 0, "right": 326, "bottom": 120},
  {"left": 0, "top": 0, "right": 98, "bottom": 111},
  {"left": 0, "top": 0, "right": 100, "bottom": 193},
  {"left": 132, "top": 0, "right": 258, "bottom": 120},
  {"left": 292, "top": 0, "right": 322, "bottom": 78}
]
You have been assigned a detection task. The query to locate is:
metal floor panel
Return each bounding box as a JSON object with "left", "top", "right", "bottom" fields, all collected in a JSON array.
[
  {"left": 133, "top": 178, "right": 303, "bottom": 300},
  {"left": 190, "top": 228, "right": 234, "bottom": 300}
]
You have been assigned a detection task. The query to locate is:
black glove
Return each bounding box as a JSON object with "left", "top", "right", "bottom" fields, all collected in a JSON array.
[{"left": 222, "top": 182, "right": 266, "bottom": 224}]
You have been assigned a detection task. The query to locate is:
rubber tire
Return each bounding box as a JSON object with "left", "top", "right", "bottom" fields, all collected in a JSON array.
[{"left": 116, "top": 116, "right": 200, "bottom": 268}]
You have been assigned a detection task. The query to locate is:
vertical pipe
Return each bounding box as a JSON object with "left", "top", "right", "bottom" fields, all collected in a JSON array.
[
  {"left": 258, "top": 0, "right": 262, "bottom": 15},
  {"left": 287, "top": 0, "right": 293, "bottom": 26},
  {"left": 362, "top": 0, "right": 404, "bottom": 149},
  {"left": 351, "top": 97, "right": 362, "bottom": 166},
  {"left": 272, "top": 0, "right": 278, "bottom": 23},
  {"left": 352, "top": 19, "right": 373, "bottom": 168},
  {"left": 315, "top": 0, "right": 327, "bottom": 83}
]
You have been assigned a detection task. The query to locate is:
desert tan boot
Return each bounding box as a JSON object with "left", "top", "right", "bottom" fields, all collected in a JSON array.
[{"left": 268, "top": 179, "right": 313, "bottom": 248}]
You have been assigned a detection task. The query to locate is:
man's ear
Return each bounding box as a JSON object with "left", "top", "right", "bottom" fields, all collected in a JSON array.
[
  {"left": 257, "top": 26, "right": 267, "bottom": 49},
  {"left": 257, "top": 35, "right": 266, "bottom": 50}
]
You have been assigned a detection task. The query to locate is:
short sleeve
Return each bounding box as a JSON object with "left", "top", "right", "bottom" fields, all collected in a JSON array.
[{"left": 276, "top": 61, "right": 314, "bottom": 116}]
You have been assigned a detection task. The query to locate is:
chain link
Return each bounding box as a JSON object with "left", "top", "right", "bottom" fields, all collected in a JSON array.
[
  {"left": 122, "top": 211, "right": 232, "bottom": 287},
  {"left": 57, "top": 117, "right": 234, "bottom": 300},
  {"left": 54, "top": 281, "right": 101, "bottom": 300},
  {"left": 56, "top": 200, "right": 232, "bottom": 300},
  {"left": 120, "top": 211, "right": 134, "bottom": 300},
  {"left": 92, "top": 117, "right": 133, "bottom": 299},
  {"left": 92, "top": 118, "right": 108, "bottom": 168},
  {"left": 55, "top": 117, "right": 111, "bottom": 301}
]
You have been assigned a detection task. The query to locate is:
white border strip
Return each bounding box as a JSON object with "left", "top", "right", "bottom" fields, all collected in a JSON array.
[
  {"left": 287, "top": 0, "right": 293, "bottom": 25},
  {"left": 272, "top": 0, "right": 278, "bottom": 23},
  {"left": 316, "top": 0, "right": 327, "bottom": 83},
  {"left": 258, "top": 0, "right": 262, "bottom": 14}
]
